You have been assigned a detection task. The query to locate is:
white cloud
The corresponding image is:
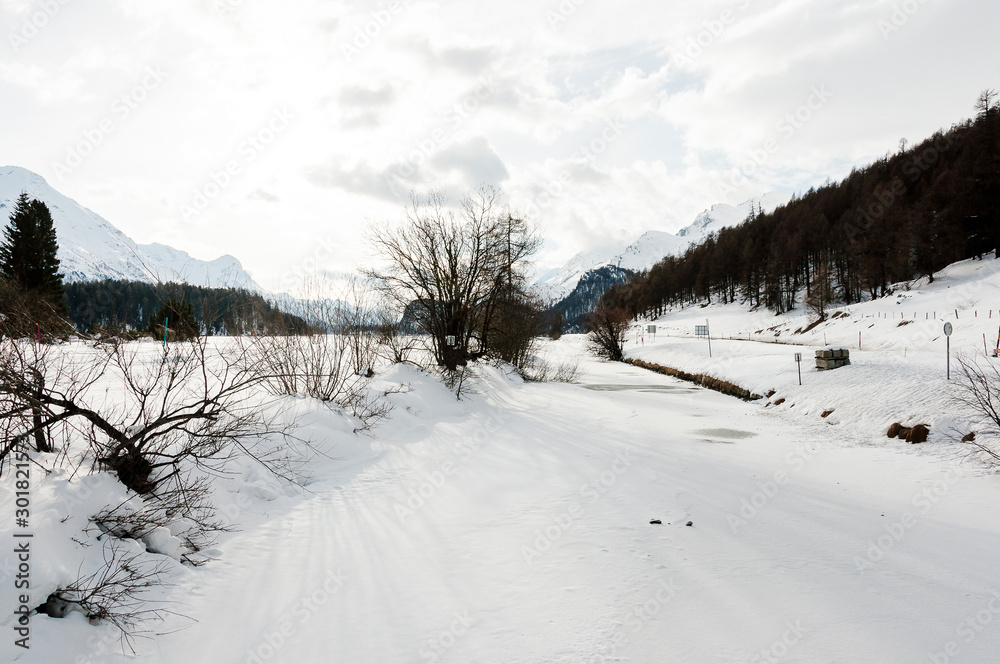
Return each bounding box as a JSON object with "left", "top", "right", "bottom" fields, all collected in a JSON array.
[{"left": 1, "top": 0, "right": 997, "bottom": 286}]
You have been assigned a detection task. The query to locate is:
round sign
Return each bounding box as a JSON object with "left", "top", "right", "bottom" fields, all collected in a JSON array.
[{"left": 943, "top": 322, "right": 953, "bottom": 337}]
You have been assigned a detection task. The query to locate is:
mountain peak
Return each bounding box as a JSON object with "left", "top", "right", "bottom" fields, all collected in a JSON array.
[
  {"left": 0, "top": 166, "right": 261, "bottom": 291},
  {"left": 537, "top": 193, "right": 789, "bottom": 302}
]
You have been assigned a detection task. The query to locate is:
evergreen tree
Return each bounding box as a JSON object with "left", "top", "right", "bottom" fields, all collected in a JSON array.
[
  {"left": 148, "top": 299, "right": 199, "bottom": 341},
  {"left": 548, "top": 310, "right": 564, "bottom": 340},
  {"left": 0, "top": 193, "right": 65, "bottom": 309}
]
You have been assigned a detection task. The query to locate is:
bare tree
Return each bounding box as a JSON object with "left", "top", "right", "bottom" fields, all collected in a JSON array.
[
  {"left": 805, "top": 260, "right": 834, "bottom": 322},
  {"left": 366, "top": 186, "right": 541, "bottom": 370},
  {"left": 976, "top": 88, "right": 998, "bottom": 117},
  {"left": 586, "top": 302, "right": 631, "bottom": 362}
]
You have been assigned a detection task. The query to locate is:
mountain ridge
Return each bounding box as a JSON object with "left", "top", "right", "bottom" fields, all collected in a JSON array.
[
  {"left": 536, "top": 192, "right": 790, "bottom": 302},
  {"left": 0, "top": 166, "right": 261, "bottom": 291}
]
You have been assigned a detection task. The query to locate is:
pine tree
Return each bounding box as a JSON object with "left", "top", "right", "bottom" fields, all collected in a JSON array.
[
  {"left": 548, "top": 310, "right": 564, "bottom": 340},
  {"left": 148, "top": 299, "right": 199, "bottom": 341},
  {"left": 0, "top": 193, "right": 33, "bottom": 285},
  {"left": 0, "top": 192, "right": 66, "bottom": 312}
]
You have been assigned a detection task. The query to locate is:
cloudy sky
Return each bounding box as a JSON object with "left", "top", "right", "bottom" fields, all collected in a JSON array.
[{"left": 1, "top": 0, "right": 997, "bottom": 292}]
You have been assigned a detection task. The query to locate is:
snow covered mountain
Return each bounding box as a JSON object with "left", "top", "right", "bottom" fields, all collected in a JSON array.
[
  {"left": 537, "top": 193, "right": 789, "bottom": 302},
  {"left": 0, "top": 166, "right": 261, "bottom": 291}
]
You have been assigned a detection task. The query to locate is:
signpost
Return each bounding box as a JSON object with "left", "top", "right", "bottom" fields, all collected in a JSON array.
[
  {"left": 944, "top": 322, "right": 953, "bottom": 380},
  {"left": 795, "top": 352, "right": 802, "bottom": 385},
  {"left": 647, "top": 325, "right": 657, "bottom": 343},
  {"left": 695, "top": 321, "right": 712, "bottom": 357}
]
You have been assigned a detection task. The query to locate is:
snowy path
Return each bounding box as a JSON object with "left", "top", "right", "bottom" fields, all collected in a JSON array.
[{"left": 143, "top": 356, "right": 1000, "bottom": 664}]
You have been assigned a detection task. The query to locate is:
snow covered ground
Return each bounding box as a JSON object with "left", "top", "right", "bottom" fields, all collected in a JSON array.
[
  {"left": 6, "top": 333, "right": 1000, "bottom": 663},
  {"left": 625, "top": 253, "right": 1000, "bottom": 453}
]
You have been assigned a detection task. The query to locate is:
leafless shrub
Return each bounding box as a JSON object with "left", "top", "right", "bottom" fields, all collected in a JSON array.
[
  {"left": 519, "top": 355, "right": 580, "bottom": 383},
  {"left": 337, "top": 279, "right": 380, "bottom": 377},
  {"left": 553, "top": 358, "right": 581, "bottom": 383},
  {"left": 954, "top": 355, "right": 1000, "bottom": 464},
  {"left": 586, "top": 302, "right": 631, "bottom": 362},
  {"left": 246, "top": 333, "right": 360, "bottom": 402},
  {"left": 374, "top": 307, "right": 421, "bottom": 366},
  {"left": 42, "top": 540, "right": 180, "bottom": 652},
  {"left": 0, "top": 277, "right": 72, "bottom": 341},
  {"left": 442, "top": 366, "right": 472, "bottom": 400},
  {"left": 0, "top": 337, "right": 103, "bottom": 468},
  {"left": 0, "top": 334, "right": 309, "bottom": 496},
  {"left": 90, "top": 474, "right": 230, "bottom": 565}
]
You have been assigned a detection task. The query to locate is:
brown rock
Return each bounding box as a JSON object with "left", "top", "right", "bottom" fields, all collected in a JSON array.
[{"left": 907, "top": 424, "right": 929, "bottom": 444}]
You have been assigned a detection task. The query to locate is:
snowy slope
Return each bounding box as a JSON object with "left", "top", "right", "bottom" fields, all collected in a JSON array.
[
  {"left": 678, "top": 191, "right": 789, "bottom": 241},
  {"left": 6, "top": 346, "right": 1000, "bottom": 663},
  {"left": 0, "top": 166, "right": 261, "bottom": 290},
  {"left": 625, "top": 251, "right": 1000, "bottom": 454},
  {"left": 137, "top": 243, "right": 259, "bottom": 291},
  {"left": 534, "top": 245, "right": 626, "bottom": 303},
  {"left": 537, "top": 192, "right": 789, "bottom": 302}
]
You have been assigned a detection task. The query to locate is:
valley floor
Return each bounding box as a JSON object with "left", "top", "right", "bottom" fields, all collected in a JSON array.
[{"left": 18, "top": 338, "right": 1000, "bottom": 663}]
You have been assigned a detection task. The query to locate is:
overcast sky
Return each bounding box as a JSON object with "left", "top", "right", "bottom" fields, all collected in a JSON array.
[{"left": 1, "top": 0, "right": 997, "bottom": 292}]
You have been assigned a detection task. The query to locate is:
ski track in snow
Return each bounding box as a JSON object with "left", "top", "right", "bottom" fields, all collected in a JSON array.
[{"left": 79, "top": 354, "right": 1000, "bottom": 664}]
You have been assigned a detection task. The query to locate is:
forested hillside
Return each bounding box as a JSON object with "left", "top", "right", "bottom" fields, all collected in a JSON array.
[
  {"left": 549, "top": 265, "right": 633, "bottom": 332},
  {"left": 603, "top": 95, "right": 1000, "bottom": 318},
  {"left": 64, "top": 280, "right": 311, "bottom": 335}
]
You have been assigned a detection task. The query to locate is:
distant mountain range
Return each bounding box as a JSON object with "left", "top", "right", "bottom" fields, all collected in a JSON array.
[
  {"left": 535, "top": 192, "right": 789, "bottom": 303},
  {"left": 0, "top": 166, "right": 261, "bottom": 291}
]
